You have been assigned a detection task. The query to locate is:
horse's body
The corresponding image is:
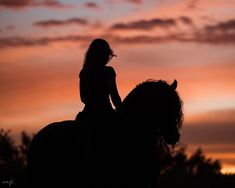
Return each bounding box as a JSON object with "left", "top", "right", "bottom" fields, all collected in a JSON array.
[
  {"left": 27, "top": 80, "right": 183, "bottom": 188},
  {"left": 27, "top": 116, "right": 119, "bottom": 187}
]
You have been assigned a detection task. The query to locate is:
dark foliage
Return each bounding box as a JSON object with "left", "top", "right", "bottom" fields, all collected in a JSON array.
[
  {"left": 0, "top": 129, "right": 32, "bottom": 188},
  {"left": 158, "top": 146, "right": 228, "bottom": 188}
]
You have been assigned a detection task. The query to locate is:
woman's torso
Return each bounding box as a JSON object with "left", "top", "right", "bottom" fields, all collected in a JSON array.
[{"left": 80, "top": 66, "right": 115, "bottom": 113}]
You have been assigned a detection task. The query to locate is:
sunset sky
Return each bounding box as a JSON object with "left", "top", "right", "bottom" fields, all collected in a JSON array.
[{"left": 1, "top": 0, "right": 235, "bottom": 173}]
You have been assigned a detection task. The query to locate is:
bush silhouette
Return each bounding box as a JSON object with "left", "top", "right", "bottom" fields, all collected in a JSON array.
[
  {"left": 0, "top": 129, "right": 32, "bottom": 188},
  {"left": 158, "top": 146, "right": 232, "bottom": 188}
]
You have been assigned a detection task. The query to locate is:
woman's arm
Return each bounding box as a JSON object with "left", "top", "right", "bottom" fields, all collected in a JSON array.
[
  {"left": 108, "top": 77, "right": 122, "bottom": 110},
  {"left": 79, "top": 78, "right": 87, "bottom": 104}
]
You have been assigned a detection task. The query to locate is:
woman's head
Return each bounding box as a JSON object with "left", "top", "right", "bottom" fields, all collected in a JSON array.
[{"left": 83, "top": 38, "right": 115, "bottom": 69}]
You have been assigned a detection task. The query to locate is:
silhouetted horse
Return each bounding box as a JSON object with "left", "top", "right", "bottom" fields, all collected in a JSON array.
[{"left": 27, "top": 80, "right": 183, "bottom": 188}]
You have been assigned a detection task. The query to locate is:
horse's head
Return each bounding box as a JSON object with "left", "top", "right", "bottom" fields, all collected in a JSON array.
[{"left": 120, "top": 80, "right": 183, "bottom": 147}]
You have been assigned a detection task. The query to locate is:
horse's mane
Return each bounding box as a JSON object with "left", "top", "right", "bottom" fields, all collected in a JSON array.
[{"left": 121, "top": 79, "right": 183, "bottom": 156}]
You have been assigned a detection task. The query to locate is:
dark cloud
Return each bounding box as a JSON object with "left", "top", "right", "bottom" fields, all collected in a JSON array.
[
  {"left": 84, "top": 2, "right": 100, "bottom": 10},
  {"left": 179, "top": 16, "right": 193, "bottom": 25},
  {"left": 205, "top": 19, "right": 235, "bottom": 33},
  {"left": 32, "top": 0, "right": 72, "bottom": 8},
  {"left": 192, "top": 31, "right": 235, "bottom": 45},
  {"left": 110, "top": 32, "right": 235, "bottom": 45},
  {"left": 106, "top": 0, "right": 143, "bottom": 6},
  {"left": 182, "top": 109, "right": 235, "bottom": 145},
  {"left": 2, "top": 18, "right": 235, "bottom": 49},
  {"left": 111, "top": 18, "right": 176, "bottom": 30},
  {"left": 1, "top": 31, "right": 235, "bottom": 49},
  {"left": 0, "top": 35, "right": 92, "bottom": 48},
  {"left": 189, "top": 19, "right": 235, "bottom": 45},
  {"left": 0, "top": 0, "right": 72, "bottom": 9},
  {"left": 0, "top": 34, "right": 182, "bottom": 49},
  {"left": 34, "top": 18, "right": 88, "bottom": 28},
  {"left": 182, "top": 122, "right": 235, "bottom": 145},
  {"left": 0, "top": 0, "right": 30, "bottom": 8},
  {"left": 6, "top": 25, "right": 15, "bottom": 30},
  {"left": 0, "top": 36, "right": 50, "bottom": 48},
  {"left": 125, "top": 0, "right": 143, "bottom": 4},
  {"left": 107, "top": 34, "right": 182, "bottom": 44},
  {"left": 112, "top": 29, "right": 235, "bottom": 45},
  {"left": 111, "top": 16, "right": 194, "bottom": 31}
]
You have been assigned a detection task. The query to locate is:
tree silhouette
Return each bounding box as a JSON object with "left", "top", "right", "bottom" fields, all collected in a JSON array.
[
  {"left": 0, "top": 129, "right": 18, "bottom": 163},
  {"left": 188, "top": 148, "right": 221, "bottom": 176},
  {"left": 0, "top": 129, "right": 32, "bottom": 188},
  {"left": 18, "top": 131, "right": 32, "bottom": 166},
  {"left": 157, "top": 145, "right": 235, "bottom": 188}
]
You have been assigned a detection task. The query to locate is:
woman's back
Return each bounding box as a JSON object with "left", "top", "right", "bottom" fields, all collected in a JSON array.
[{"left": 80, "top": 66, "right": 116, "bottom": 113}]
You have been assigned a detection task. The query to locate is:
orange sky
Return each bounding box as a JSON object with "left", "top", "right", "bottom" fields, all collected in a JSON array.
[{"left": 1, "top": 0, "right": 235, "bottom": 173}]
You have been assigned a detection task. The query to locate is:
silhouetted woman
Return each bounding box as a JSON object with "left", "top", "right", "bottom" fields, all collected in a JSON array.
[{"left": 78, "top": 38, "right": 122, "bottom": 121}]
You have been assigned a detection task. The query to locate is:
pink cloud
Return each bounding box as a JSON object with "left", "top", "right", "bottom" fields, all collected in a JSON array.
[{"left": 84, "top": 2, "right": 100, "bottom": 10}]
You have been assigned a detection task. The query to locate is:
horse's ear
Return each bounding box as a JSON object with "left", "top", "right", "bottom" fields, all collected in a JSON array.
[{"left": 170, "top": 80, "right": 177, "bottom": 90}]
